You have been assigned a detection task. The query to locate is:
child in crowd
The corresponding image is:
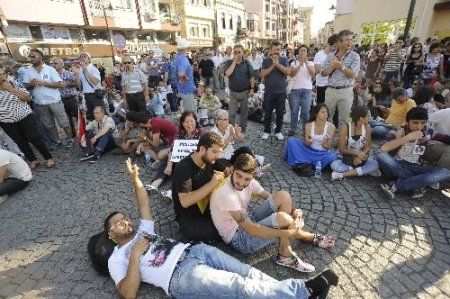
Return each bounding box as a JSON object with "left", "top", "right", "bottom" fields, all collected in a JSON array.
[{"left": 146, "top": 89, "right": 165, "bottom": 118}]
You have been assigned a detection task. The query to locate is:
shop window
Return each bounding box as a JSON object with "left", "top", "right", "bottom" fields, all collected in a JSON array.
[
  {"left": 137, "top": 33, "right": 153, "bottom": 42},
  {"left": 29, "top": 26, "right": 44, "bottom": 42},
  {"left": 69, "top": 28, "right": 80, "bottom": 42},
  {"left": 156, "top": 31, "right": 172, "bottom": 42},
  {"left": 85, "top": 29, "right": 110, "bottom": 42},
  {"left": 113, "top": 30, "right": 135, "bottom": 43}
]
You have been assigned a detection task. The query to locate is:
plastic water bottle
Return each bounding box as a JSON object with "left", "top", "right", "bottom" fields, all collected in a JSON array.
[{"left": 315, "top": 161, "right": 322, "bottom": 179}]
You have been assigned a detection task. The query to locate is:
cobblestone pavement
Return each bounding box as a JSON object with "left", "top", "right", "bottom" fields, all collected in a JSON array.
[{"left": 0, "top": 120, "right": 449, "bottom": 299}]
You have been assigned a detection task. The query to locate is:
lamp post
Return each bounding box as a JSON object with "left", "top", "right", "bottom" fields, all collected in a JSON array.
[
  {"left": 102, "top": 3, "right": 116, "bottom": 67},
  {"left": 403, "top": 0, "right": 416, "bottom": 39}
]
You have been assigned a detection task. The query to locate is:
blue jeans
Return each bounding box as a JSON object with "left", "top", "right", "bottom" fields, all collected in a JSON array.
[
  {"left": 230, "top": 197, "right": 278, "bottom": 254},
  {"left": 331, "top": 158, "right": 379, "bottom": 176},
  {"left": 263, "top": 93, "right": 286, "bottom": 134},
  {"left": 369, "top": 119, "right": 394, "bottom": 139},
  {"left": 290, "top": 88, "right": 312, "bottom": 131},
  {"left": 169, "top": 244, "right": 311, "bottom": 298},
  {"left": 376, "top": 152, "right": 450, "bottom": 191},
  {"left": 84, "top": 130, "right": 114, "bottom": 154}
]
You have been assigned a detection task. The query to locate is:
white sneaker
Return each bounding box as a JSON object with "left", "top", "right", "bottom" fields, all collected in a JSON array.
[
  {"left": 275, "top": 132, "right": 284, "bottom": 141},
  {"left": 429, "top": 183, "right": 440, "bottom": 190},
  {"left": 331, "top": 171, "right": 344, "bottom": 181},
  {"left": 261, "top": 133, "right": 270, "bottom": 140}
]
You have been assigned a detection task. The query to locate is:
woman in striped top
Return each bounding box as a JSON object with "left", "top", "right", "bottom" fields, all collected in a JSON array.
[{"left": 0, "top": 67, "right": 53, "bottom": 170}]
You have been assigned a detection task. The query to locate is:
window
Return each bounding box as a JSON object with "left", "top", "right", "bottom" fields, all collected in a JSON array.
[
  {"left": 137, "top": 33, "right": 153, "bottom": 42},
  {"left": 272, "top": 23, "right": 276, "bottom": 31},
  {"left": 202, "top": 26, "right": 210, "bottom": 38},
  {"left": 221, "top": 13, "right": 226, "bottom": 30},
  {"left": 156, "top": 31, "right": 172, "bottom": 42},
  {"left": 189, "top": 24, "right": 198, "bottom": 37},
  {"left": 265, "top": 21, "right": 270, "bottom": 30},
  {"left": 247, "top": 20, "right": 255, "bottom": 32},
  {"left": 84, "top": 29, "right": 110, "bottom": 42},
  {"left": 112, "top": 30, "right": 135, "bottom": 42},
  {"left": 237, "top": 16, "right": 242, "bottom": 29},
  {"left": 29, "top": 26, "right": 44, "bottom": 42},
  {"left": 229, "top": 15, "right": 233, "bottom": 30},
  {"left": 115, "top": 0, "right": 132, "bottom": 10},
  {"left": 69, "top": 28, "right": 80, "bottom": 42},
  {"left": 265, "top": 3, "right": 269, "bottom": 12}
]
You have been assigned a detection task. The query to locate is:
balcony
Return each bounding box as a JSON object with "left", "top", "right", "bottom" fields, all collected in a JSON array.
[{"left": 160, "top": 13, "right": 182, "bottom": 31}]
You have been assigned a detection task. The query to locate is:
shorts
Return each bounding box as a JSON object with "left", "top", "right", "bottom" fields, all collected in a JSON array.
[{"left": 35, "top": 101, "right": 70, "bottom": 130}]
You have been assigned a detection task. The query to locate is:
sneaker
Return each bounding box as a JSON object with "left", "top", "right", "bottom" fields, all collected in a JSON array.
[
  {"left": 331, "top": 171, "right": 344, "bottom": 181},
  {"left": 275, "top": 132, "right": 284, "bottom": 141},
  {"left": 313, "top": 234, "right": 336, "bottom": 249},
  {"left": 161, "top": 190, "right": 173, "bottom": 199},
  {"left": 65, "top": 139, "right": 74, "bottom": 149},
  {"left": 429, "top": 183, "right": 440, "bottom": 190},
  {"left": 89, "top": 154, "right": 100, "bottom": 163},
  {"left": 256, "top": 163, "right": 272, "bottom": 178},
  {"left": 0, "top": 194, "right": 8, "bottom": 204},
  {"left": 380, "top": 182, "right": 397, "bottom": 200},
  {"left": 287, "top": 130, "right": 295, "bottom": 136},
  {"left": 261, "top": 133, "right": 270, "bottom": 140},
  {"left": 80, "top": 153, "right": 94, "bottom": 161},
  {"left": 411, "top": 187, "right": 426, "bottom": 199},
  {"left": 275, "top": 253, "right": 315, "bottom": 273},
  {"left": 144, "top": 153, "right": 153, "bottom": 166}
]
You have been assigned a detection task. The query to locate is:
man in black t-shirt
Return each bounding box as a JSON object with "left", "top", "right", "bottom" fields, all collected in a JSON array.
[
  {"left": 172, "top": 132, "right": 226, "bottom": 242},
  {"left": 198, "top": 54, "right": 215, "bottom": 87}
]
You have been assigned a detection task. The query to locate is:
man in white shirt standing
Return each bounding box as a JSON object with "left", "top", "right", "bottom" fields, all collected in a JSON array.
[
  {"left": 211, "top": 51, "right": 223, "bottom": 94},
  {"left": 24, "top": 49, "right": 74, "bottom": 148},
  {"left": 313, "top": 34, "right": 338, "bottom": 104},
  {"left": 247, "top": 48, "right": 263, "bottom": 80}
]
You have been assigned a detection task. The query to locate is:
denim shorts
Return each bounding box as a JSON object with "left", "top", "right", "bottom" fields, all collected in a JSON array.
[{"left": 230, "top": 197, "right": 278, "bottom": 254}]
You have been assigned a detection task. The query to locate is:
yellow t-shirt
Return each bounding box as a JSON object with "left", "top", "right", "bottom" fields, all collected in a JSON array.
[{"left": 386, "top": 98, "right": 416, "bottom": 127}]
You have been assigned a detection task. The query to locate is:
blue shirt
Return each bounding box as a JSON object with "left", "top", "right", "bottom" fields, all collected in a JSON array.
[
  {"left": 23, "top": 64, "right": 62, "bottom": 105},
  {"left": 261, "top": 56, "right": 289, "bottom": 94},
  {"left": 174, "top": 54, "right": 196, "bottom": 94}
]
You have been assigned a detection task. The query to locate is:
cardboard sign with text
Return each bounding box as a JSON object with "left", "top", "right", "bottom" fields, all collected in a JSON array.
[{"left": 171, "top": 139, "right": 199, "bottom": 162}]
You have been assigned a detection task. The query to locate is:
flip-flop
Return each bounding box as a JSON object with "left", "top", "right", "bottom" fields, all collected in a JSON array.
[
  {"left": 29, "top": 161, "right": 40, "bottom": 170},
  {"left": 46, "top": 159, "right": 55, "bottom": 168}
]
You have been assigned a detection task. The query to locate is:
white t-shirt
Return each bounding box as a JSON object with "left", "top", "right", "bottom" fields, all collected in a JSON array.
[
  {"left": 210, "top": 177, "right": 265, "bottom": 243},
  {"left": 428, "top": 108, "right": 450, "bottom": 135},
  {"left": 313, "top": 50, "right": 329, "bottom": 87},
  {"left": 0, "top": 149, "right": 32, "bottom": 181},
  {"left": 210, "top": 125, "right": 234, "bottom": 159},
  {"left": 290, "top": 61, "right": 314, "bottom": 90},
  {"left": 108, "top": 220, "right": 189, "bottom": 295},
  {"left": 79, "top": 64, "right": 102, "bottom": 93},
  {"left": 23, "top": 64, "right": 62, "bottom": 105}
]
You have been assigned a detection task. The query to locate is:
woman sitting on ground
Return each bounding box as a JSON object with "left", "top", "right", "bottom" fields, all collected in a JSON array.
[
  {"left": 210, "top": 109, "right": 245, "bottom": 160},
  {"left": 284, "top": 103, "right": 336, "bottom": 176},
  {"left": 330, "top": 106, "right": 380, "bottom": 181},
  {"left": 149, "top": 111, "right": 204, "bottom": 190},
  {"left": 414, "top": 86, "right": 440, "bottom": 116}
]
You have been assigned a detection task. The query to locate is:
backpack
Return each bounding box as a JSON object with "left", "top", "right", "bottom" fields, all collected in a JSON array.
[{"left": 87, "top": 231, "right": 116, "bottom": 277}]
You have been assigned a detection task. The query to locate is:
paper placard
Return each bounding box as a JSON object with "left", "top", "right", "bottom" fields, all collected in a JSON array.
[
  {"left": 171, "top": 139, "right": 199, "bottom": 162},
  {"left": 198, "top": 108, "right": 208, "bottom": 119}
]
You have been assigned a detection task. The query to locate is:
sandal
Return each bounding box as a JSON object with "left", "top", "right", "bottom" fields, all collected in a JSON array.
[
  {"left": 313, "top": 234, "right": 335, "bottom": 249},
  {"left": 46, "top": 159, "right": 55, "bottom": 168},
  {"left": 29, "top": 160, "right": 40, "bottom": 170},
  {"left": 275, "top": 253, "right": 315, "bottom": 273}
]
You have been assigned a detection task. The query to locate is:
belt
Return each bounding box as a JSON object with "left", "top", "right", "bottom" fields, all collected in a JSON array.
[
  {"left": 328, "top": 85, "right": 352, "bottom": 89},
  {"left": 175, "top": 246, "right": 191, "bottom": 267}
]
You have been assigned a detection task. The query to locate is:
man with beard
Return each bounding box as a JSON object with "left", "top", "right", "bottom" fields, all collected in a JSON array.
[
  {"left": 106, "top": 158, "right": 339, "bottom": 299},
  {"left": 171, "top": 132, "right": 226, "bottom": 242},
  {"left": 210, "top": 153, "right": 336, "bottom": 273}
]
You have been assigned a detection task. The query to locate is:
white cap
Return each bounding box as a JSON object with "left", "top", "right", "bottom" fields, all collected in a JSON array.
[{"left": 177, "top": 39, "right": 189, "bottom": 49}]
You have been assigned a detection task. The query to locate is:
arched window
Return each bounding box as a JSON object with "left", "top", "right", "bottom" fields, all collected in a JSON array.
[
  {"left": 221, "top": 13, "right": 226, "bottom": 29},
  {"left": 237, "top": 16, "right": 242, "bottom": 29},
  {"left": 229, "top": 15, "right": 233, "bottom": 30}
]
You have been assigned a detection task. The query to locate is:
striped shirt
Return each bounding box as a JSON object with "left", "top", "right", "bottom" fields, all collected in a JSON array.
[
  {"left": 122, "top": 68, "right": 147, "bottom": 94},
  {"left": 58, "top": 69, "right": 78, "bottom": 98},
  {"left": 384, "top": 49, "right": 405, "bottom": 72},
  {"left": 0, "top": 84, "right": 33, "bottom": 123}
]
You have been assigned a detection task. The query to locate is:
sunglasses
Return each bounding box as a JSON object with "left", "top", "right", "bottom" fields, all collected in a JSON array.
[{"left": 374, "top": 81, "right": 381, "bottom": 84}]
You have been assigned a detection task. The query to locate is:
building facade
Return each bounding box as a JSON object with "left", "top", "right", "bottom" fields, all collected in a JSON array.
[
  {"left": 296, "top": 6, "right": 312, "bottom": 46},
  {"left": 334, "top": 0, "right": 450, "bottom": 45},
  {"left": 179, "top": 0, "right": 215, "bottom": 49},
  {"left": 214, "top": 0, "right": 246, "bottom": 49}
]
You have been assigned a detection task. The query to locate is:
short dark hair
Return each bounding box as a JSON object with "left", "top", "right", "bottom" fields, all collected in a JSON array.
[
  {"left": 406, "top": 107, "right": 428, "bottom": 122},
  {"left": 429, "top": 42, "right": 441, "bottom": 53},
  {"left": 297, "top": 44, "right": 309, "bottom": 54},
  {"left": 308, "top": 103, "right": 329, "bottom": 123},
  {"left": 413, "top": 86, "right": 435, "bottom": 105},
  {"left": 30, "top": 49, "right": 45, "bottom": 58},
  {"left": 234, "top": 45, "right": 244, "bottom": 51},
  {"left": 338, "top": 30, "right": 353, "bottom": 42},
  {"left": 350, "top": 106, "right": 369, "bottom": 123},
  {"left": 327, "top": 34, "right": 338, "bottom": 46},
  {"left": 126, "top": 111, "right": 151, "bottom": 124},
  {"left": 271, "top": 41, "right": 282, "bottom": 48},
  {"left": 104, "top": 211, "right": 121, "bottom": 232},
  {"left": 179, "top": 111, "right": 199, "bottom": 136},
  {"left": 196, "top": 132, "right": 224, "bottom": 152},
  {"left": 233, "top": 153, "right": 259, "bottom": 175},
  {"left": 94, "top": 105, "right": 106, "bottom": 114}
]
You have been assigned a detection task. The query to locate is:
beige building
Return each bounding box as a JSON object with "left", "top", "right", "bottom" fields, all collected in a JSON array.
[
  {"left": 179, "top": 0, "right": 215, "bottom": 49},
  {"left": 334, "top": 0, "right": 450, "bottom": 45},
  {"left": 214, "top": 0, "right": 246, "bottom": 49},
  {"left": 317, "top": 21, "right": 335, "bottom": 47},
  {"left": 296, "top": 6, "right": 313, "bottom": 46},
  {"left": 245, "top": 11, "right": 262, "bottom": 48}
]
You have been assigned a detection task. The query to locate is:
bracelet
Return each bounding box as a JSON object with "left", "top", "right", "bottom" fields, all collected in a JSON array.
[{"left": 341, "top": 66, "right": 346, "bottom": 72}]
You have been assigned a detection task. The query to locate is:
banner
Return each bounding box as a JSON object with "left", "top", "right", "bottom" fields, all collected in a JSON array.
[{"left": 170, "top": 139, "right": 198, "bottom": 162}]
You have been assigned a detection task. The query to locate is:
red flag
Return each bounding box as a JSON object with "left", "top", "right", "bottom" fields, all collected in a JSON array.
[{"left": 77, "top": 110, "right": 87, "bottom": 148}]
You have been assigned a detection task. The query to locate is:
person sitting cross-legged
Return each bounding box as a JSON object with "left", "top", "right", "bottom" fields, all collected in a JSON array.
[
  {"left": 377, "top": 107, "right": 450, "bottom": 199},
  {"left": 106, "top": 158, "right": 339, "bottom": 299},
  {"left": 210, "top": 153, "right": 336, "bottom": 273},
  {"left": 80, "top": 106, "right": 116, "bottom": 163},
  {"left": 0, "top": 149, "right": 32, "bottom": 203}
]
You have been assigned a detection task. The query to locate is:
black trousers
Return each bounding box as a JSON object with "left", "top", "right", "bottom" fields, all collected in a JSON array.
[
  {"left": 148, "top": 75, "right": 160, "bottom": 88},
  {"left": 176, "top": 215, "right": 221, "bottom": 242},
  {"left": 316, "top": 86, "right": 327, "bottom": 104},
  {"left": 0, "top": 178, "right": 30, "bottom": 196},
  {"left": 263, "top": 93, "right": 286, "bottom": 134},
  {"left": 84, "top": 93, "right": 105, "bottom": 121},
  {"left": 126, "top": 92, "right": 147, "bottom": 112},
  {"left": 0, "top": 114, "right": 52, "bottom": 162},
  {"left": 62, "top": 95, "right": 79, "bottom": 138}
]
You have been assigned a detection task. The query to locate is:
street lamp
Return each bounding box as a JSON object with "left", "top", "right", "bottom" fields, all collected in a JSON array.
[
  {"left": 403, "top": 0, "right": 416, "bottom": 39},
  {"left": 102, "top": 3, "right": 115, "bottom": 67}
]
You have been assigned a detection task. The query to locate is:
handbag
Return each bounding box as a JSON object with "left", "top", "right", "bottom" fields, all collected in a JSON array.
[{"left": 83, "top": 70, "right": 104, "bottom": 98}]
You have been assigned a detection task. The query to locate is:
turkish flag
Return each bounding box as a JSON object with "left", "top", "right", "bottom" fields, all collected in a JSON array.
[{"left": 77, "top": 110, "right": 87, "bottom": 148}]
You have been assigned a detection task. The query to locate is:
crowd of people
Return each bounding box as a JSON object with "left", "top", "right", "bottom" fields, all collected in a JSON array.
[{"left": 1, "top": 30, "right": 450, "bottom": 298}]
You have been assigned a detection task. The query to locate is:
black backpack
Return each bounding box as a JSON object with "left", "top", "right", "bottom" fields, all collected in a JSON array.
[{"left": 87, "top": 231, "right": 117, "bottom": 277}]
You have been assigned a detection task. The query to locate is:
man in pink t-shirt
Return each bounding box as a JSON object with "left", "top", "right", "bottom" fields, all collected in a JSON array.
[{"left": 210, "top": 153, "right": 336, "bottom": 273}]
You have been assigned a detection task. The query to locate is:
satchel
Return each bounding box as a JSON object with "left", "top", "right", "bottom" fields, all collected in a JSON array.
[{"left": 83, "top": 69, "right": 105, "bottom": 99}]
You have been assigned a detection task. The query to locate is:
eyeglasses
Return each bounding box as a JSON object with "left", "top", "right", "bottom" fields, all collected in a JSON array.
[
  {"left": 109, "top": 215, "right": 131, "bottom": 233},
  {"left": 123, "top": 61, "right": 133, "bottom": 64},
  {"left": 374, "top": 81, "right": 381, "bottom": 84}
]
